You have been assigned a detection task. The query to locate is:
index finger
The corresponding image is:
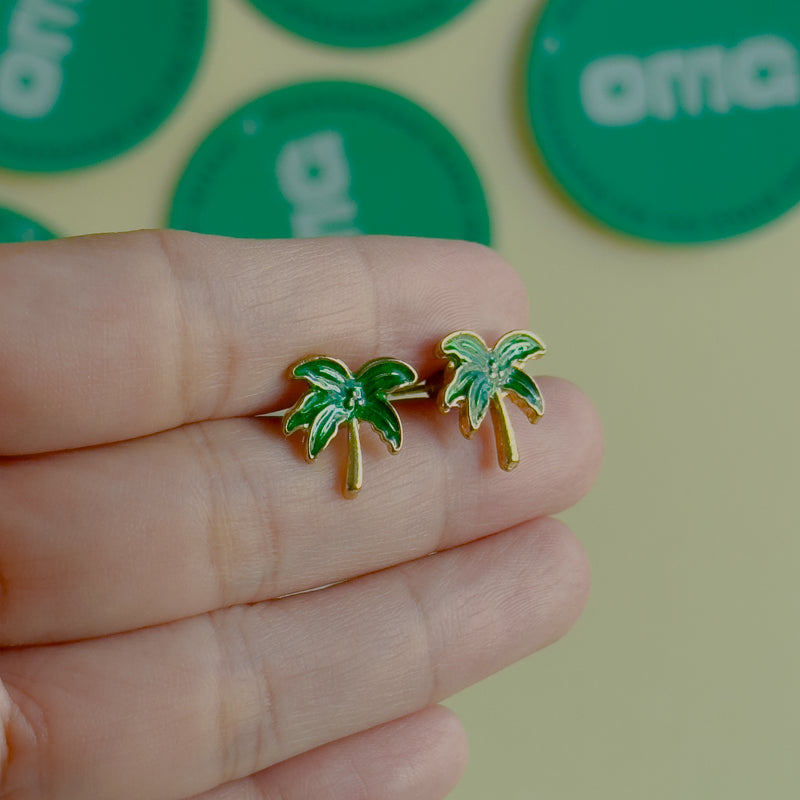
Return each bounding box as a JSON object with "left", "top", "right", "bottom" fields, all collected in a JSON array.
[{"left": 0, "top": 232, "right": 528, "bottom": 454}]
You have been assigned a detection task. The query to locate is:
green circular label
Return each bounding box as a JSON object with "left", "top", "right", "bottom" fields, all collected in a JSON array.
[
  {"left": 0, "top": 206, "right": 55, "bottom": 242},
  {"left": 0, "top": 0, "right": 207, "bottom": 172},
  {"left": 527, "top": 0, "right": 800, "bottom": 242},
  {"left": 246, "top": 0, "right": 477, "bottom": 48},
  {"left": 169, "top": 81, "right": 490, "bottom": 244}
]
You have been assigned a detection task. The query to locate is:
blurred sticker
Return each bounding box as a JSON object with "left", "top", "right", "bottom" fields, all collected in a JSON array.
[
  {"left": 0, "top": 206, "right": 55, "bottom": 242},
  {"left": 0, "top": 0, "right": 207, "bottom": 171},
  {"left": 246, "top": 0, "right": 478, "bottom": 48},
  {"left": 526, "top": 0, "right": 800, "bottom": 242},
  {"left": 170, "top": 81, "right": 490, "bottom": 244}
]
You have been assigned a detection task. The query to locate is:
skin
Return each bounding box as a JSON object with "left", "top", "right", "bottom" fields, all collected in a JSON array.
[{"left": 0, "top": 232, "right": 603, "bottom": 800}]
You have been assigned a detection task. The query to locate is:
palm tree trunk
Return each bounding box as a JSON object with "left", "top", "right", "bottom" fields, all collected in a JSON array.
[
  {"left": 490, "top": 393, "right": 519, "bottom": 471},
  {"left": 345, "top": 418, "right": 363, "bottom": 497}
]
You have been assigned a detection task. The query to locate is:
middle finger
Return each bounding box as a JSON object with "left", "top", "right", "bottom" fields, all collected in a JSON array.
[{"left": 0, "top": 377, "right": 601, "bottom": 645}]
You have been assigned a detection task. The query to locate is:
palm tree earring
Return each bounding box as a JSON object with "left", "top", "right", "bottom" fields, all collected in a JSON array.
[
  {"left": 281, "top": 356, "right": 418, "bottom": 498},
  {"left": 435, "top": 330, "right": 546, "bottom": 470}
]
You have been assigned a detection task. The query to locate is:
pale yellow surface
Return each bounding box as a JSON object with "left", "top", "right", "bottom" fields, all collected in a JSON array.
[{"left": 2, "top": 0, "right": 798, "bottom": 797}]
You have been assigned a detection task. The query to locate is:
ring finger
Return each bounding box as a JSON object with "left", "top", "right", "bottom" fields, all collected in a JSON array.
[
  {"left": 0, "top": 516, "right": 589, "bottom": 800},
  {"left": 184, "top": 706, "right": 467, "bottom": 800}
]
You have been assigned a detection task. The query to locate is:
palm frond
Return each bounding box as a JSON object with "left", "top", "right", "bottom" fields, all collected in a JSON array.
[
  {"left": 494, "top": 331, "right": 545, "bottom": 369},
  {"left": 292, "top": 357, "right": 351, "bottom": 392},
  {"left": 357, "top": 399, "right": 403, "bottom": 452},
  {"left": 442, "top": 365, "right": 486, "bottom": 409},
  {"left": 467, "top": 373, "right": 494, "bottom": 430},
  {"left": 357, "top": 358, "right": 418, "bottom": 398},
  {"left": 437, "top": 331, "right": 491, "bottom": 369},
  {"left": 503, "top": 369, "right": 544, "bottom": 420},
  {"left": 282, "top": 388, "right": 329, "bottom": 435},
  {"left": 307, "top": 403, "right": 349, "bottom": 460}
]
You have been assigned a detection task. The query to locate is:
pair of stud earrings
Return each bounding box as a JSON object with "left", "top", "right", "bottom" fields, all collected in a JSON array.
[{"left": 277, "top": 330, "right": 546, "bottom": 497}]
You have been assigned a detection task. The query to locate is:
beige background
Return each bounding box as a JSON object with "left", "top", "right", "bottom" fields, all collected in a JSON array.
[{"left": 1, "top": 0, "right": 798, "bottom": 796}]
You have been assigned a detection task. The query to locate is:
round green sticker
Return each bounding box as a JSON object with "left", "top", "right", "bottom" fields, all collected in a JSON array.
[
  {"left": 246, "top": 0, "right": 478, "bottom": 48},
  {"left": 0, "top": 206, "right": 55, "bottom": 242},
  {"left": 169, "top": 81, "right": 490, "bottom": 244},
  {"left": 0, "top": 0, "right": 207, "bottom": 172},
  {"left": 527, "top": 0, "right": 800, "bottom": 242}
]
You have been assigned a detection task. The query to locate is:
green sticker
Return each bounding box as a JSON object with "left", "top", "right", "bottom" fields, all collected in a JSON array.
[
  {"left": 247, "top": 0, "right": 478, "bottom": 48},
  {"left": 527, "top": 0, "right": 800, "bottom": 242},
  {"left": 0, "top": 206, "right": 55, "bottom": 242},
  {"left": 0, "top": 0, "right": 207, "bottom": 172},
  {"left": 170, "top": 81, "right": 490, "bottom": 244}
]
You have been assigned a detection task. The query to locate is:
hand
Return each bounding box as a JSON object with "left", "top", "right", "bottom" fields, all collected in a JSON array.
[{"left": 0, "top": 232, "right": 602, "bottom": 800}]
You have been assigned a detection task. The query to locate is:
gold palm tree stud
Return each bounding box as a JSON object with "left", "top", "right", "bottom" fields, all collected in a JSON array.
[
  {"left": 283, "top": 356, "right": 418, "bottom": 498},
  {"left": 436, "top": 330, "right": 546, "bottom": 470}
]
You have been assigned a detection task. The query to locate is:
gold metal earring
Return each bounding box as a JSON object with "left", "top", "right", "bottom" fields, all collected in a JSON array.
[
  {"left": 282, "top": 355, "right": 418, "bottom": 498},
  {"left": 435, "top": 330, "right": 546, "bottom": 470}
]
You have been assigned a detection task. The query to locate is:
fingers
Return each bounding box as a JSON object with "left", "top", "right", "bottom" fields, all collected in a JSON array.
[
  {"left": 185, "top": 706, "right": 467, "bottom": 800},
  {"left": 0, "top": 232, "right": 527, "bottom": 454},
  {"left": 0, "top": 517, "right": 588, "bottom": 800},
  {"left": 0, "top": 377, "right": 603, "bottom": 644}
]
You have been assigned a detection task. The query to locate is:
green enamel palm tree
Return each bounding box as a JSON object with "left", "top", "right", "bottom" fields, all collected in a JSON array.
[
  {"left": 283, "top": 356, "right": 418, "bottom": 497},
  {"left": 437, "top": 330, "right": 546, "bottom": 470}
]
